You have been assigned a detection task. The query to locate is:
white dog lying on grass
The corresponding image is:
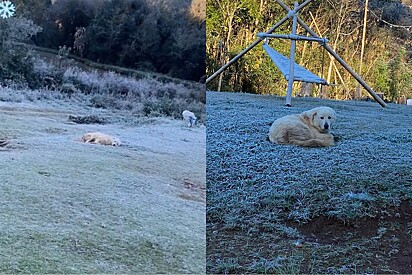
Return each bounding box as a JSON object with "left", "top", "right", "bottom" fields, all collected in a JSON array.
[
  {"left": 182, "top": 110, "right": 197, "bottom": 127},
  {"left": 268, "top": 106, "right": 336, "bottom": 147},
  {"left": 82, "top": 132, "right": 121, "bottom": 146}
]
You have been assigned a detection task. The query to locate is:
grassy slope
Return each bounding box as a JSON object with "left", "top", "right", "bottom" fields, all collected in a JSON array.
[
  {"left": 0, "top": 97, "right": 206, "bottom": 273},
  {"left": 206, "top": 91, "right": 412, "bottom": 274},
  {"left": 28, "top": 48, "right": 206, "bottom": 123}
]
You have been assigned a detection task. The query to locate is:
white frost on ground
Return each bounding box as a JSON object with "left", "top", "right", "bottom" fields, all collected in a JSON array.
[
  {"left": 0, "top": 99, "right": 205, "bottom": 273},
  {"left": 207, "top": 91, "right": 412, "bottom": 221}
]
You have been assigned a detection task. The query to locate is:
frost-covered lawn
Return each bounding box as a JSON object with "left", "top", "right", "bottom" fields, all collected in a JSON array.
[
  {"left": 207, "top": 91, "right": 412, "bottom": 274},
  {"left": 0, "top": 94, "right": 205, "bottom": 273}
]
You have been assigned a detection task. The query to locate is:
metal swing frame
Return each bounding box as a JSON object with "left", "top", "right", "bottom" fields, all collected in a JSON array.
[{"left": 206, "top": 0, "right": 387, "bottom": 107}]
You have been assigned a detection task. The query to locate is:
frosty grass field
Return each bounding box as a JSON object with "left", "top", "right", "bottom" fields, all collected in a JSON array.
[
  {"left": 0, "top": 90, "right": 205, "bottom": 273},
  {"left": 207, "top": 91, "right": 412, "bottom": 274}
]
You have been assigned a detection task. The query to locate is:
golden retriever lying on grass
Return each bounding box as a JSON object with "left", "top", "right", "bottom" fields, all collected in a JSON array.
[
  {"left": 82, "top": 132, "right": 121, "bottom": 146},
  {"left": 268, "top": 106, "right": 336, "bottom": 147}
]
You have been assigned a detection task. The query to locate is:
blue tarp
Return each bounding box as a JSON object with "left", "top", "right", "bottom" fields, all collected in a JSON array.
[{"left": 263, "top": 43, "right": 328, "bottom": 85}]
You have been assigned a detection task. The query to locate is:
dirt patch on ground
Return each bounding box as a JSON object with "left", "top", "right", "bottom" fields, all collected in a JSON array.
[
  {"left": 287, "top": 201, "right": 412, "bottom": 273},
  {"left": 208, "top": 200, "right": 412, "bottom": 273},
  {"left": 178, "top": 179, "right": 206, "bottom": 203}
]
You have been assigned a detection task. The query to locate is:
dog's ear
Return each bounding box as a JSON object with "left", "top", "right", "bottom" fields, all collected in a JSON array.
[
  {"left": 312, "top": 112, "right": 317, "bottom": 122},
  {"left": 302, "top": 111, "right": 310, "bottom": 121},
  {"left": 302, "top": 110, "right": 316, "bottom": 122}
]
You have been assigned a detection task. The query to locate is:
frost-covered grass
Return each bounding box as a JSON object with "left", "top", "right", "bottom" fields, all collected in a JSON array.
[
  {"left": 207, "top": 91, "right": 412, "bottom": 274},
  {"left": 0, "top": 93, "right": 206, "bottom": 273}
]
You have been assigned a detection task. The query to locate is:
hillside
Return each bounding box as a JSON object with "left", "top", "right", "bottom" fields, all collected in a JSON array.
[
  {"left": 207, "top": 91, "right": 412, "bottom": 273},
  {"left": 18, "top": 0, "right": 206, "bottom": 82},
  {"left": 30, "top": 45, "right": 204, "bottom": 90}
]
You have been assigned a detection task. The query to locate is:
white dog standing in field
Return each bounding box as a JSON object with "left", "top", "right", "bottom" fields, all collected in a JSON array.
[
  {"left": 82, "top": 132, "right": 121, "bottom": 146},
  {"left": 182, "top": 110, "right": 197, "bottom": 127},
  {"left": 268, "top": 106, "right": 336, "bottom": 147}
]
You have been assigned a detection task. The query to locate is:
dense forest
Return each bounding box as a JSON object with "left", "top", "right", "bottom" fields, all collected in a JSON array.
[
  {"left": 4, "top": 0, "right": 205, "bottom": 82},
  {"left": 206, "top": 0, "right": 412, "bottom": 102}
]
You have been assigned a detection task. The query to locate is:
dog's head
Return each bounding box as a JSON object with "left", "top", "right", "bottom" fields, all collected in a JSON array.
[
  {"left": 111, "top": 137, "right": 122, "bottom": 146},
  {"left": 303, "top": 106, "right": 336, "bottom": 133},
  {"left": 189, "top": 116, "right": 197, "bottom": 125}
]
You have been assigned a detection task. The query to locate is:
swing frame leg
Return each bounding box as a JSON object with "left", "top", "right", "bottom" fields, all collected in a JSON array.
[{"left": 285, "top": 2, "right": 299, "bottom": 107}]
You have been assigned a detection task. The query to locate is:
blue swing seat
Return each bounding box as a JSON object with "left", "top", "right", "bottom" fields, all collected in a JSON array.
[{"left": 263, "top": 43, "right": 328, "bottom": 85}]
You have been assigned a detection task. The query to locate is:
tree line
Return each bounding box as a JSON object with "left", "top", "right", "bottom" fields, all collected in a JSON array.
[
  {"left": 12, "top": 0, "right": 205, "bottom": 82},
  {"left": 206, "top": 0, "right": 412, "bottom": 102}
]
